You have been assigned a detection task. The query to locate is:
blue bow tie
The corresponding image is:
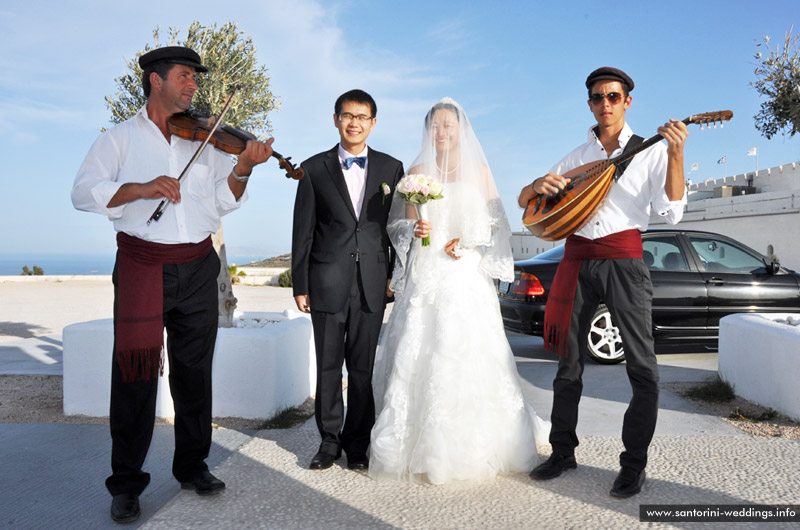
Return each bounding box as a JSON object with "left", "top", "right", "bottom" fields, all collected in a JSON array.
[{"left": 343, "top": 156, "right": 367, "bottom": 169}]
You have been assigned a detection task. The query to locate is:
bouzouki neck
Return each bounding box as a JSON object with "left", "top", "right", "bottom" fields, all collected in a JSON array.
[{"left": 613, "top": 110, "right": 733, "bottom": 166}]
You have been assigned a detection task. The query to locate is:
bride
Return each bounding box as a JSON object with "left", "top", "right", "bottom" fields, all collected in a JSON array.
[{"left": 369, "top": 98, "right": 549, "bottom": 484}]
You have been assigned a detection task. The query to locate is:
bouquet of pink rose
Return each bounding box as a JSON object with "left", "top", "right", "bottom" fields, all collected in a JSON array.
[{"left": 396, "top": 174, "right": 444, "bottom": 246}]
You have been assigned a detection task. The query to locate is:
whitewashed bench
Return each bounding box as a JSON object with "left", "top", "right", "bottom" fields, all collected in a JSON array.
[
  {"left": 63, "top": 311, "right": 316, "bottom": 420},
  {"left": 718, "top": 313, "right": 800, "bottom": 420}
]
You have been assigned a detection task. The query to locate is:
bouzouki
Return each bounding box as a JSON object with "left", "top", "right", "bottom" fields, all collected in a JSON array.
[{"left": 523, "top": 110, "right": 733, "bottom": 241}]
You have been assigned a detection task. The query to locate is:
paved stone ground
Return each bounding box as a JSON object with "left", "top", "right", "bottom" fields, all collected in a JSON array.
[
  {"left": 0, "top": 424, "right": 254, "bottom": 530},
  {"left": 142, "top": 430, "right": 800, "bottom": 530}
]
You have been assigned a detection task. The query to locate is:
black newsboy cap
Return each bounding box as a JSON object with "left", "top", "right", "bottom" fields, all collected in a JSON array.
[
  {"left": 585, "top": 66, "right": 634, "bottom": 92},
  {"left": 138, "top": 46, "right": 208, "bottom": 73}
]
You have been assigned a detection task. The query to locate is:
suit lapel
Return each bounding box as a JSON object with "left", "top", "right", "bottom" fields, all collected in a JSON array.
[
  {"left": 323, "top": 147, "right": 358, "bottom": 221},
  {"left": 362, "top": 152, "right": 385, "bottom": 219}
]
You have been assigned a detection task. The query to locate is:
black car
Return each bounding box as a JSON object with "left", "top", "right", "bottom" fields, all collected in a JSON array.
[{"left": 499, "top": 229, "right": 800, "bottom": 364}]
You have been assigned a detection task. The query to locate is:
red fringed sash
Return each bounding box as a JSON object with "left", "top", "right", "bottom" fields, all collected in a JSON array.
[
  {"left": 115, "top": 232, "right": 212, "bottom": 383},
  {"left": 543, "top": 229, "right": 642, "bottom": 357}
]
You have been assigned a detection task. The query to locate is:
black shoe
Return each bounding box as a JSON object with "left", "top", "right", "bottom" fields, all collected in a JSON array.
[
  {"left": 309, "top": 449, "right": 342, "bottom": 470},
  {"left": 610, "top": 468, "right": 646, "bottom": 498},
  {"left": 530, "top": 453, "right": 577, "bottom": 481},
  {"left": 180, "top": 470, "right": 226, "bottom": 496},
  {"left": 110, "top": 493, "right": 140, "bottom": 524},
  {"left": 347, "top": 453, "right": 369, "bottom": 471}
]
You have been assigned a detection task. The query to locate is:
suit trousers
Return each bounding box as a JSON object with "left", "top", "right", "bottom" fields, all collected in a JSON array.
[
  {"left": 106, "top": 249, "right": 220, "bottom": 496},
  {"left": 310, "top": 263, "right": 385, "bottom": 457},
  {"left": 549, "top": 257, "right": 659, "bottom": 472}
]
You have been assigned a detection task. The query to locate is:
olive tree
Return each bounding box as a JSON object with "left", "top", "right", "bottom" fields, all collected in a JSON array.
[
  {"left": 752, "top": 26, "right": 800, "bottom": 139},
  {"left": 105, "top": 22, "right": 279, "bottom": 326}
]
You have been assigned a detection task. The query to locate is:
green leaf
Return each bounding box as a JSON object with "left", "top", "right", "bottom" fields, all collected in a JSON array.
[{"left": 752, "top": 25, "right": 800, "bottom": 139}]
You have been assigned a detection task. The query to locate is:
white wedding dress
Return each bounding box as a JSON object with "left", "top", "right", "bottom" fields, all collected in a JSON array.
[{"left": 369, "top": 181, "right": 550, "bottom": 485}]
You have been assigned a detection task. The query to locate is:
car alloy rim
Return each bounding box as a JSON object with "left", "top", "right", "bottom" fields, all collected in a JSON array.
[{"left": 589, "top": 310, "right": 624, "bottom": 360}]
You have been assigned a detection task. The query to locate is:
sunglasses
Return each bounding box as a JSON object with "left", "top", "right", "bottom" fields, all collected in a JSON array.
[{"left": 590, "top": 92, "right": 624, "bottom": 105}]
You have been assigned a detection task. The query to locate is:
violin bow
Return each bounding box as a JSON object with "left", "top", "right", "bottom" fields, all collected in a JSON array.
[{"left": 147, "top": 85, "right": 241, "bottom": 225}]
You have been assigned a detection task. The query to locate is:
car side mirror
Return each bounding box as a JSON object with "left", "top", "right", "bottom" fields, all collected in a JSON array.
[{"left": 763, "top": 257, "right": 780, "bottom": 275}]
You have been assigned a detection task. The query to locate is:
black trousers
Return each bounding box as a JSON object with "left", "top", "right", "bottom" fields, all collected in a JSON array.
[
  {"left": 106, "top": 249, "right": 220, "bottom": 496},
  {"left": 310, "top": 265, "right": 385, "bottom": 457},
  {"left": 549, "top": 258, "right": 659, "bottom": 472}
]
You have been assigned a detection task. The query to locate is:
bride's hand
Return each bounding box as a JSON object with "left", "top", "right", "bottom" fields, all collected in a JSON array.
[
  {"left": 444, "top": 238, "right": 462, "bottom": 260},
  {"left": 414, "top": 219, "right": 432, "bottom": 239}
]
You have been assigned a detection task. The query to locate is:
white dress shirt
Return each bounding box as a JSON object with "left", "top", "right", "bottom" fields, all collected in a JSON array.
[
  {"left": 71, "top": 106, "right": 245, "bottom": 244},
  {"left": 338, "top": 144, "right": 369, "bottom": 219},
  {"left": 549, "top": 122, "right": 686, "bottom": 240}
]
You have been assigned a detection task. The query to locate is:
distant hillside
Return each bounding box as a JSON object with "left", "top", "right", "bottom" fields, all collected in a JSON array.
[{"left": 242, "top": 253, "right": 292, "bottom": 268}]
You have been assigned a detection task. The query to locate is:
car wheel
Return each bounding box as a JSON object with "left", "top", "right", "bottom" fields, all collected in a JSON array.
[{"left": 587, "top": 304, "right": 625, "bottom": 364}]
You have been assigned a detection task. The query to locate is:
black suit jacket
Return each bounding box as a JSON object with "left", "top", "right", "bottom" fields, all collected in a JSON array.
[{"left": 292, "top": 146, "right": 404, "bottom": 313}]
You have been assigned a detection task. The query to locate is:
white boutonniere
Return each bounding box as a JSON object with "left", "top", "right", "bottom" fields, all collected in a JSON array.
[{"left": 381, "top": 182, "right": 391, "bottom": 204}]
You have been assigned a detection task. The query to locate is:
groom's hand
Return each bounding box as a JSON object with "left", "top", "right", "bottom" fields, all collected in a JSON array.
[
  {"left": 386, "top": 280, "right": 394, "bottom": 298},
  {"left": 294, "top": 294, "right": 311, "bottom": 313}
]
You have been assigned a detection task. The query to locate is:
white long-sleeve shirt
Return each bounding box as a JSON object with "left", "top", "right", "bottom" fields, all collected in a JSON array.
[
  {"left": 549, "top": 122, "right": 686, "bottom": 240},
  {"left": 338, "top": 144, "right": 369, "bottom": 219},
  {"left": 71, "top": 106, "right": 246, "bottom": 244}
]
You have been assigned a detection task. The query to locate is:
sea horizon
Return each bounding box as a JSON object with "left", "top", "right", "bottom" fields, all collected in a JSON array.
[{"left": 0, "top": 253, "right": 272, "bottom": 276}]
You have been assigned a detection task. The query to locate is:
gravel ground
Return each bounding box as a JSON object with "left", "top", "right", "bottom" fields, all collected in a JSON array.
[{"left": 663, "top": 381, "right": 800, "bottom": 439}]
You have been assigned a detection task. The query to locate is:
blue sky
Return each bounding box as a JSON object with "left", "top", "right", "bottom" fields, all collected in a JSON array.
[{"left": 2, "top": 0, "right": 798, "bottom": 260}]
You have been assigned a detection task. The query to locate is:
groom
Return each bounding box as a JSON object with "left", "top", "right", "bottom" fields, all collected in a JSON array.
[{"left": 292, "top": 89, "right": 404, "bottom": 470}]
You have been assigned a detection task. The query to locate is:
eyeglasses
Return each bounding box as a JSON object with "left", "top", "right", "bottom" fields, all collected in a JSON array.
[
  {"left": 337, "top": 112, "right": 374, "bottom": 123},
  {"left": 589, "top": 92, "right": 624, "bottom": 105}
]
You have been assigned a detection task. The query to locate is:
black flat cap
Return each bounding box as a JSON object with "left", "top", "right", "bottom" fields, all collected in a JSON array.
[
  {"left": 138, "top": 46, "right": 208, "bottom": 73},
  {"left": 585, "top": 66, "right": 634, "bottom": 91}
]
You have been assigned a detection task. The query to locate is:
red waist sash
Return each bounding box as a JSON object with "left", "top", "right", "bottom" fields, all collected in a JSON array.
[
  {"left": 543, "top": 229, "right": 642, "bottom": 357},
  {"left": 115, "top": 232, "right": 212, "bottom": 382}
]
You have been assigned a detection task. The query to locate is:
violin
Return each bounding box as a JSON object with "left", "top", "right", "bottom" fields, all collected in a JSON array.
[
  {"left": 148, "top": 98, "right": 304, "bottom": 225},
  {"left": 167, "top": 111, "right": 305, "bottom": 180}
]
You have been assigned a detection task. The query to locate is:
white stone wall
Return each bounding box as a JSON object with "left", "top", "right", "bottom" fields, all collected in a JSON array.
[
  {"left": 690, "top": 162, "right": 800, "bottom": 194},
  {"left": 509, "top": 232, "right": 562, "bottom": 260},
  {"left": 233, "top": 267, "right": 289, "bottom": 286}
]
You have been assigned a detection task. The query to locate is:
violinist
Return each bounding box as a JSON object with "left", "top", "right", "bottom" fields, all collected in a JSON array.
[{"left": 71, "top": 46, "right": 272, "bottom": 524}]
